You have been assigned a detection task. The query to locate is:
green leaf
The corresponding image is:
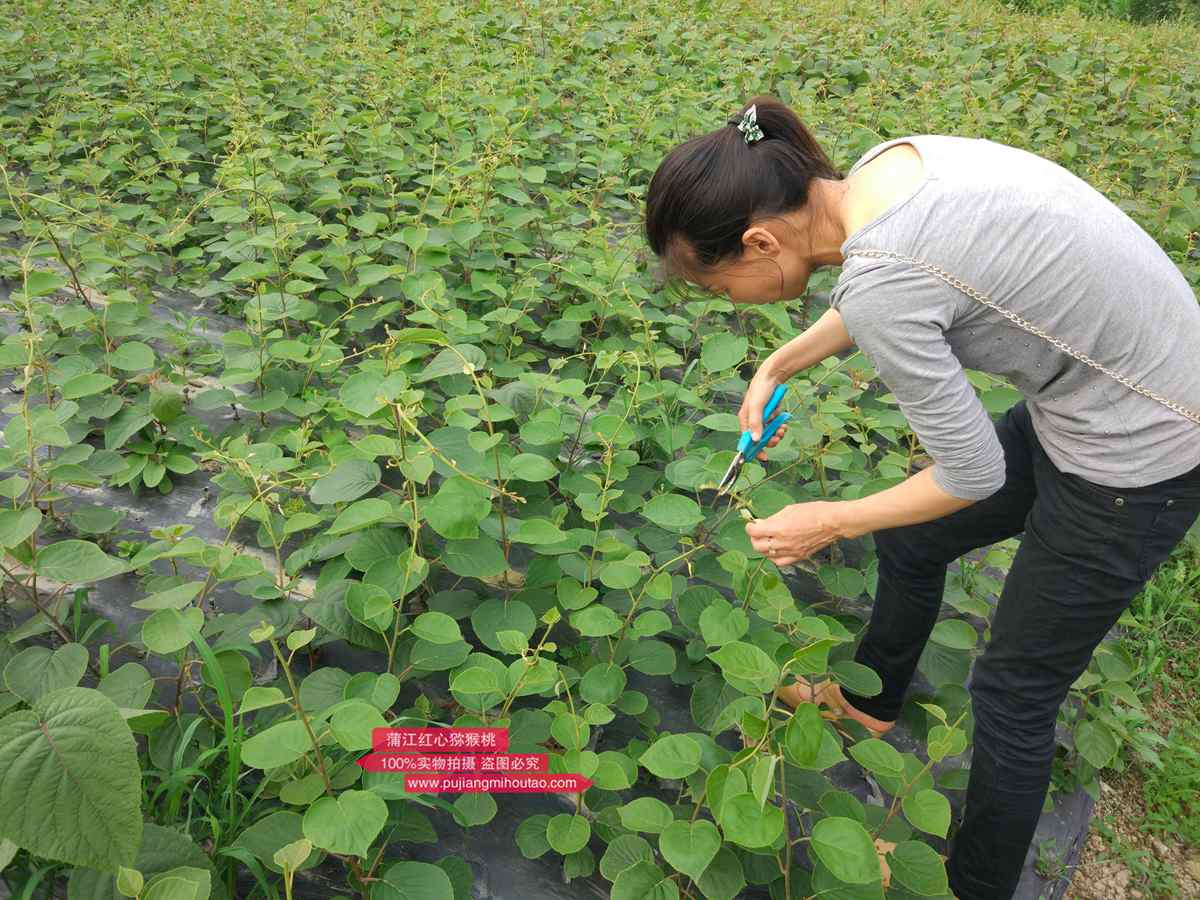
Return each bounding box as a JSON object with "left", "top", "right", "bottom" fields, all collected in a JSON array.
[
  {"left": 809, "top": 816, "right": 880, "bottom": 884},
  {"left": 830, "top": 660, "right": 883, "bottom": 698},
  {"left": 707, "top": 641, "right": 779, "bottom": 695},
  {"left": 24, "top": 270, "right": 68, "bottom": 297},
  {"left": 36, "top": 540, "right": 127, "bottom": 583},
  {"left": 449, "top": 666, "right": 501, "bottom": 698},
  {"left": 424, "top": 477, "right": 490, "bottom": 539},
  {"left": 546, "top": 814, "right": 591, "bottom": 854},
  {"left": 617, "top": 797, "right": 674, "bottom": 833},
  {"left": 1075, "top": 718, "right": 1119, "bottom": 769},
  {"left": 721, "top": 793, "right": 783, "bottom": 848},
  {"left": 902, "top": 788, "right": 951, "bottom": 838},
  {"left": 141, "top": 868, "right": 209, "bottom": 900},
  {"left": 930, "top": 619, "right": 978, "bottom": 650},
  {"left": 340, "top": 372, "right": 387, "bottom": 417},
  {"left": 415, "top": 344, "right": 486, "bottom": 382},
  {"left": 3, "top": 643, "right": 88, "bottom": 704},
  {"left": 818, "top": 565, "right": 866, "bottom": 599},
  {"left": 61, "top": 373, "right": 116, "bottom": 399},
  {"left": 328, "top": 498, "right": 393, "bottom": 535},
  {"left": 848, "top": 738, "right": 904, "bottom": 777},
  {"left": 599, "top": 834, "right": 654, "bottom": 881},
  {"left": 411, "top": 611, "right": 462, "bottom": 645},
  {"left": 509, "top": 453, "right": 557, "bottom": 481},
  {"left": 782, "top": 702, "right": 825, "bottom": 767},
  {"left": 132, "top": 582, "right": 204, "bottom": 611},
  {"left": 453, "top": 791, "right": 497, "bottom": 827},
  {"left": 927, "top": 724, "right": 968, "bottom": 762},
  {"left": 513, "top": 517, "right": 568, "bottom": 545},
  {"left": 1095, "top": 643, "right": 1136, "bottom": 682},
  {"left": 0, "top": 507, "right": 41, "bottom": 548},
  {"left": 0, "top": 687, "right": 141, "bottom": 870},
  {"left": 309, "top": 460, "right": 381, "bottom": 505},
  {"left": 141, "top": 607, "right": 204, "bottom": 655},
  {"left": 698, "top": 600, "right": 748, "bottom": 646},
  {"left": 109, "top": 341, "right": 155, "bottom": 371},
  {"left": 331, "top": 702, "right": 388, "bottom": 751},
  {"left": 444, "top": 535, "right": 507, "bottom": 578},
  {"left": 570, "top": 604, "right": 622, "bottom": 637},
  {"left": 104, "top": 406, "right": 153, "bottom": 450},
  {"left": 658, "top": 819, "right": 720, "bottom": 881},
  {"left": 303, "top": 790, "right": 388, "bottom": 857},
  {"left": 642, "top": 493, "right": 704, "bottom": 532},
  {"left": 242, "top": 720, "right": 311, "bottom": 769},
  {"left": 701, "top": 333, "right": 749, "bottom": 371},
  {"left": 639, "top": 734, "right": 701, "bottom": 779},
  {"left": 371, "top": 860, "right": 456, "bottom": 900},
  {"left": 67, "top": 822, "right": 221, "bottom": 900},
  {"left": 611, "top": 860, "right": 679, "bottom": 900},
  {"left": 887, "top": 840, "right": 950, "bottom": 896}
]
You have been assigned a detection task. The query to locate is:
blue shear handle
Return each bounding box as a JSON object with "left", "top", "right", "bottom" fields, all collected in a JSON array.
[
  {"left": 745, "top": 411, "right": 791, "bottom": 461},
  {"left": 737, "top": 383, "right": 789, "bottom": 455}
]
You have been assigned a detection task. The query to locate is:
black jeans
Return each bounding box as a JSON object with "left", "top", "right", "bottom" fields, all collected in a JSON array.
[{"left": 840, "top": 400, "right": 1200, "bottom": 900}]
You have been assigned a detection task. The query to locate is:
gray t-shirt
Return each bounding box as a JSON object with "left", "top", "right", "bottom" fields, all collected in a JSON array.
[{"left": 829, "top": 134, "right": 1200, "bottom": 499}]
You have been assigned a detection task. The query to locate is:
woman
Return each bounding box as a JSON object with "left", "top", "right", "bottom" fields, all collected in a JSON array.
[{"left": 643, "top": 95, "right": 1200, "bottom": 900}]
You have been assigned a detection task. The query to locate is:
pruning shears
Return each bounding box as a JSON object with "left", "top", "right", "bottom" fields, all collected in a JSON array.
[{"left": 715, "top": 384, "right": 792, "bottom": 499}]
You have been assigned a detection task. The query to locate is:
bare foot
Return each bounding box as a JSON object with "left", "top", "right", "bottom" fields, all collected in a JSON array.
[{"left": 774, "top": 679, "right": 896, "bottom": 738}]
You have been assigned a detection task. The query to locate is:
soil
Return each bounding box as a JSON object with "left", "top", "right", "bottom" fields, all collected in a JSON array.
[{"left": 1065, "top": 679, "right": 1200, "bottom": 900}]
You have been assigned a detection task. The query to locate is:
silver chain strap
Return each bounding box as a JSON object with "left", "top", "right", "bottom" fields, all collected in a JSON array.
[{"left": 844, "top": 247, "right": 1200, "bottom": 427}]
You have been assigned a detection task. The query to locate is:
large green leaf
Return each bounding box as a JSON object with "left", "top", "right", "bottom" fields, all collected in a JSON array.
[
  {"left": 902, "top": 788, "right": 951, "bottom": 838},
  {"left": 0, "top": 508, "right": 41, "bottom": 548},
  {"left": 658, "top": 819, "right": 720, "bottom": 880},
  {"left": 1075, "top": 718, "right": 1119, "bottom": 769},
  {"left": 68, "top": 822, "right": 228, "bottom": 900},
  {"left": 887, "top": 841, "right": 950, "bottom": 896},
  {"left": 36, "top": 540, "right": 128, "bottom": 583},
  {"left": 303, "top": 790, "right": 388, "bottom": 857},
  {"left": 809, "top": 816, "right": 880, "bottom": 884},
  {"left": 328, "top": 498, "right": 393, "bottom": 535},
  {"left": 700, "top": 333, "right": 748, "bottom": 371},
  {"left": 642, "top": 493, "right": 705, "bottom": 532},
  {"left": 242, "top": 720, "right": 311, "bottom": 769},
  {"left": 720, "top": 793, "right": 783, "bottom": 848},
  {"left": 546, "top": 814, "right": 591, "bottom": 854},
  {"left": 930, "top": 619, "right": 978, "bottom": 650},
  {"left": 443, "top": 535, "right": 507, "bottom": 578},
  {"left": 611, "top": 860, "right": 679, "bottom": 900},
  {"left": 0, "top": 687, "right": 141, "bottom": 870},
  {"left": 423, "top": 476, "right": 490, "bottom": 539},
  {"left": 638, "top": 734, "right": 701, "bottom": 779},
  {"left": 848, "top": 738, "right": 904, "bottom": 778},
  {"left": 371, "top": 860, "right": 456, "bottom": 900},
  {"left": 3, "top": 643, "right": 88, "bottom": 704},
  {"left": 706, "top": 641, "right": 779, "bottom": 695},
  {"left": 309, "top": 460, "right": 381, "bottom": 505}
]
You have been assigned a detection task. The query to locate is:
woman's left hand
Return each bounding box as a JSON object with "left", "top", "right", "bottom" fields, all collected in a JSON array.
[{"left": 745, "top": 502, "right": 845, "bottom": 565}]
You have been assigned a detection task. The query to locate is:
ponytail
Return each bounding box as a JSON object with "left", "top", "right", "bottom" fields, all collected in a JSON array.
[{"left": 644, "top": 95, "right": 843, "bottom": 278}]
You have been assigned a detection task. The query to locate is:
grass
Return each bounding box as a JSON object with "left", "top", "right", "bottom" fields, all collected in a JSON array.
[
  {"left": 997, "top": 0, "right": 1200, "bottom": 22},
  {"left": 1067, "top": 529, "right": 1200, "bottom": 898}
]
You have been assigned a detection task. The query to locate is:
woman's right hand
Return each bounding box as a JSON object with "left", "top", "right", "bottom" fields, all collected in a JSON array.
[{"left": 739, "top": 363, "right": 788, "bottom": 461}]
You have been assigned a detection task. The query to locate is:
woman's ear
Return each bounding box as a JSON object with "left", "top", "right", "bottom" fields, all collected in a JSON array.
[{"left": 742, "top": 225, "right": 781, "bottom": 259}]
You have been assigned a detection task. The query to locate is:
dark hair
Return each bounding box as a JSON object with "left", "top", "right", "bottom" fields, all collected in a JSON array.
[{"left": 644, "top": 95, "right": 844, "bottom": 281}]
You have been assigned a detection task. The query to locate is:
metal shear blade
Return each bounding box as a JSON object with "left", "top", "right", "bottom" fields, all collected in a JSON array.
[{"left": 715, "top": 452, "right": 744, "bottom": 499}]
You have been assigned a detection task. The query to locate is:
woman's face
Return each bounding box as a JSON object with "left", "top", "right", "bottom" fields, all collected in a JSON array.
[
  {"left": 695, "top": 251, "right": 812, "bottom": 305},
  {"left": 684, "top": 220, "right": 815, "bottom": 305}
]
